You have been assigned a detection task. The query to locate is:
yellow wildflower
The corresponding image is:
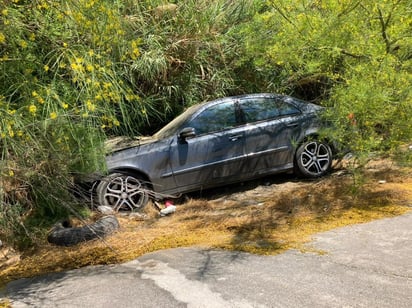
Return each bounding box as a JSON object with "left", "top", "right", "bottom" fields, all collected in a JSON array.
[
  {"left": 86, "top": 100, "right": 96, "bottom": 112},
  {"left": 131, "top": 40, "right": 140, "bottom": 59},
  {"left": 0, "top": 32, "right": 5, "bottom": 44},
  {"left": 71, "top": 62, "right": 80, "bottom": 71},
  {"left": 29, "top": 104, "right": 37, "bottom": 114},
  {"left": 50, "top": 112, "right": 57, "bottom": 120},
  {"left": 19, "top": 40, "right": 28, "bottom": 49}
]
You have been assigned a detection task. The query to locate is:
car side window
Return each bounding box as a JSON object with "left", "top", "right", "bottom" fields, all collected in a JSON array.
[
  {"left": 188, "top": 101, "right": 237, "bottom": 135},
  {"left": 277, "top": 99, "right": 301, "bottom": 116},
  {"left": 240, "top": 98, "right": 300, "bottom": 123}
]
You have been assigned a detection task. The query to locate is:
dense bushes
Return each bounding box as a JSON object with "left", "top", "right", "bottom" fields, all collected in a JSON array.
[
  {"left": 0, "top": 0, "right": 260, "bottom": 247},
  {"left": 239, "top": 0, "right": 412, "bottom": 156},
  {"left": 1, "top": 0, "right": 411, "bottom": 247}
]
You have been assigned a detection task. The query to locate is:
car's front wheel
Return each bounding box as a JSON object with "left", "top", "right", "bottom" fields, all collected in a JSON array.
[
  {"left": 96, "top": 172, "right": 150, "bottom": 211},
  {"left": 295, "top": 140, "right": 332, "bottom": 178}
]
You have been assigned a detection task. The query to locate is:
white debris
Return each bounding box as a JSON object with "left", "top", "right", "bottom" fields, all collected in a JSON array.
[
  {"left": 97, "top": 205, "right": 115, "bottom": 215},
  {"left": 160, "top": 205, "right": 176, "bottom": 216},
  {"left": 129, "top": 212, "right": 147, "bottom": 221}
]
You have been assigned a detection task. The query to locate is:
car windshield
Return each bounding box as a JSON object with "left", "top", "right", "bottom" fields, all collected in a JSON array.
[{"left": 153, "top": 104, "right": 202, "bottom": 139}]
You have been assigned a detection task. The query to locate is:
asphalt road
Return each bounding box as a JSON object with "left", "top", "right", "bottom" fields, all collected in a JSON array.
[{"left": 3, "top": 212, "right": 412, "bottom": 308}]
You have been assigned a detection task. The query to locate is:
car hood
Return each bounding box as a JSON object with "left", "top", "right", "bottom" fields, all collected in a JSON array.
[{"left": 105, "top": 136, "right": 157, "bottom": 153}]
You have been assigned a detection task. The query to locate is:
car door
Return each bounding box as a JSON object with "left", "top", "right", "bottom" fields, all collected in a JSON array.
[
  {"left": 239, "top": 97, "right": 303, "bottom": 176},
  {"left": 168, "top": 100, "right": 248, "bottom": 191}
]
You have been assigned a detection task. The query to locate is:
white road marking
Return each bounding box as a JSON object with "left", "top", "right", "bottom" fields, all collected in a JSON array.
[{"left": 135, "top": 259, "right": 256, "bottom": 308}]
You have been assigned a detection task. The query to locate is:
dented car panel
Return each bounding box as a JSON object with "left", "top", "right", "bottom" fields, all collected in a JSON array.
[{"left": 102, "top": 93, "right": 329, "bottom": 197}]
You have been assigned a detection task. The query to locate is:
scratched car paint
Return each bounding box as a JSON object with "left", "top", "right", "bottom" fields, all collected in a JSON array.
[{"left": 96, "top": 93, "right": 333, "bottom": 211}]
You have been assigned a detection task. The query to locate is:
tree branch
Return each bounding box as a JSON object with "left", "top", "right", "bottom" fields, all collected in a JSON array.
[{"left": 377, "top": 7, "right": 391, "bottom": 53}]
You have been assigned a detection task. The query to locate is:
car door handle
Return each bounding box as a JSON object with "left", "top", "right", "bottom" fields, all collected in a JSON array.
[
  {"left": 286, "top": 122, "right": 299, "bottom": 128},
  {"left": 229, "top": 134, "right": 243, "bottom": 141}
]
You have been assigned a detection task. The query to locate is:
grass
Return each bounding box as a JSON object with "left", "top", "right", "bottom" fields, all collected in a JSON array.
[{"left": 0, "top": 159, "right": 411, "bottom": 289}]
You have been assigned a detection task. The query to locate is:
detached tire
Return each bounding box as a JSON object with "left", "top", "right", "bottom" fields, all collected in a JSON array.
[
  {"left": 47, "top": 215, "right": 120, "bottom": 246},
  {"left": 96, "top": 173, "right": 150, "bottom": 212},
  {"left": 295, "top": 140, "right": 332, "bottom": 178}
]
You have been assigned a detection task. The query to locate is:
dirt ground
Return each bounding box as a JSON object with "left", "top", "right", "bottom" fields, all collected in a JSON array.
[{"left": 1, "top": 157, "right": 411, "bottom": 288}]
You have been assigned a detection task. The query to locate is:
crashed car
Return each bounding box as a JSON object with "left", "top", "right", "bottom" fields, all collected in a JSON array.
[{"left": 96, "top": 93, "right": 334, "bottom": 211}]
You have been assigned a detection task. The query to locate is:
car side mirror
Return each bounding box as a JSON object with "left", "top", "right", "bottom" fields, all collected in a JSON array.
[{"left": 178, "top": 127, "right": 196, "bottom": 141}]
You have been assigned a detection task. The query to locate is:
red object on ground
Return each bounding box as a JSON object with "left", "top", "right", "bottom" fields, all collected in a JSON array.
[{"left": 165, "top": 200, "right": 174, "bottom": 207}]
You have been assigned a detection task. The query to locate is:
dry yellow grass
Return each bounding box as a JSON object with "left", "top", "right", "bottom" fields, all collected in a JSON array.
[{"left": 0, "top": 160, "right": 411, "bottom": 288}]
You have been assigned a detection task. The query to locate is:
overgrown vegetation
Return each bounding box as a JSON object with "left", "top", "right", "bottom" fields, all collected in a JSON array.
[
  {"left": 239, "top": 0, "right": 412, "bottom": 156},
  {"left": 1, "top": 0, "right": 411, "bottom": 248}
]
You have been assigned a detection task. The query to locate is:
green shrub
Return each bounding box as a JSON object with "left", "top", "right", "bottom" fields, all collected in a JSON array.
[
  {"left": 0, "top": 0, "right": 261, "bottom": 247},
  {"left": 239, "top": 0, "right": 412, "bottom": 157},
  {"left": 1, "top": 0, "right": 411, "bottom": 248},
  {"left": 0, "top": 0, "right": 138, "bottom": 247}
]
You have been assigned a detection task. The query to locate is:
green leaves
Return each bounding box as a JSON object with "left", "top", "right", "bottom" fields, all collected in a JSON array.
[
  {"left": 240, "top": 0, "right": 412, "bottom": 156},
  {"left": 1, "top": 0, "right": 411, "bottom": 247},
  {"left": 0, "top": 0, "right": 263, "bottom": 246}
]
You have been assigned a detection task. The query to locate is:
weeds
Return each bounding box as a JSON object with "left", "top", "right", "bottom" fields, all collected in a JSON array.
[
  {"left": 1, "top": 0, "right": 411, "bottom": 256},
  {"left": 0, "top": 0, "right": 263, "bottom": 248},
  {"left": 0, "top": 161, "right": 410, "bottom": 286}
]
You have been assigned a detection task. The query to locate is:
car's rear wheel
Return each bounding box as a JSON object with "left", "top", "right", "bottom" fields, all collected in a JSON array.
[
  {"left": 295, "top": 140, "right": 332, "bottom": 178},
  {"left": 96, "top": 172, "right": 150, "bottom": 211}
]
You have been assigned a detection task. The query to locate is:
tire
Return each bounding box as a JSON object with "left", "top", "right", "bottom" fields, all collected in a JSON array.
[
  {"left": 96, "top": 172, "right": 150, "bottom": 211},
  {"left": 295, "top": 140, "right": 332, "bottom": 178},
  {"left": 47, "top": 215, "right": 120, "bottom": 246}
]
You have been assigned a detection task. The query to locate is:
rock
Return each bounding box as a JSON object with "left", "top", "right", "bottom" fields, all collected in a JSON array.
[
  {"left": 129, "top": 212, "right": 147, "bottom": 221},
  {"left": 0, "top": 246, "right": 20, "bottom": 270},
  {"left": 97, "top": 205, "right": 115, "bottom": 215}
]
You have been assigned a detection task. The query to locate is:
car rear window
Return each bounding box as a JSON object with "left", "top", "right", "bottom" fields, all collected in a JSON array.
[{"left": 240, "top": 98, "right": 300, "bottom": 123}]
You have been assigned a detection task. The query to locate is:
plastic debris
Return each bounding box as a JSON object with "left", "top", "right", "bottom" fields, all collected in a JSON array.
[
  {"left": 159, "top": 200, "right": 176, "bottom": 216},
  {"left": 160, "top": 205, "right": 176, "bottom": 216}
]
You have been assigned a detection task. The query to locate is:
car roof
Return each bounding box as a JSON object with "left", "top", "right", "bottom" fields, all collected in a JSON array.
[{"left": 196, "top": 93, "right": 286, "bottom": 110}]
